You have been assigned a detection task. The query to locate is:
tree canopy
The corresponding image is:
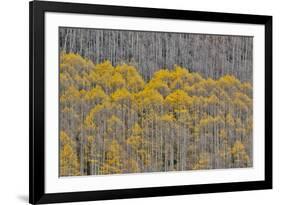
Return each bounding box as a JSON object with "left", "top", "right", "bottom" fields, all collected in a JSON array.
[{"left": 59, "top": 53, "right": 252, "bottom": 176}]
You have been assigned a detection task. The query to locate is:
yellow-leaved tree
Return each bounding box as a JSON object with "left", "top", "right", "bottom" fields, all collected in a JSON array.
[{"left": 60, "top": 131, "right": 80, "bottom": 176}]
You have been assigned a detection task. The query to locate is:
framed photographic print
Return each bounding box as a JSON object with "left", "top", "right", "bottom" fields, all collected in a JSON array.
[{"left": 29, "top": 0, "right": 272, "bottom": 204}]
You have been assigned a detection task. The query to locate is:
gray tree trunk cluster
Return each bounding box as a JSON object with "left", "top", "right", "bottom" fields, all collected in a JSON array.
[{"left": 59, "top": 27, "right": 253, "bottom": 82}]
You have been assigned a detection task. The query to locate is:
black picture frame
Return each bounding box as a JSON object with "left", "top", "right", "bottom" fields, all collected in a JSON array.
[{"left": 29, "top": 1, "right": 272, "bottom": 204}]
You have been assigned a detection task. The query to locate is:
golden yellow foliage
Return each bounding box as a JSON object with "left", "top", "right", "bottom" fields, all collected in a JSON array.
[
  {"left": 131, "top": 123, "right": 142, "bottom": 136},
  {"left": 231, "top": 140, "right": 250, "bottom": 167},
  {"left": 110, "top": 72, "right": 125, "bottom": 90},
  {"left": 136, "top": 89, "right": 164, "bottom": 108},
  {"left": 165, "top": 90, "right": 192, "bottom": 109},
  {"left": 60, "top": 131, "right": 80, "bottom": 176},
  {"left": 160, "top": 114, "right": 175, "bottom": 122},
  {"left": 111, "top": 88, "right": 133, "bottom": 104},
  {"left": 59, "top": 53, "right": 253, "bottom": 176},
  {"left": 192, "top": 153, "right": 210, "bottom": 170},
  {"left": 100, "top": 140, "right": 123, "bottom": 174},
  {"left": 84, "top": 85, "right": 108, "bottom": 103}
]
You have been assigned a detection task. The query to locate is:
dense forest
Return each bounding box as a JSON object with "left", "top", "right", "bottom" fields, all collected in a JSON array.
[
  {"left": 59, "top": 28, "right": 253, "bottom": 82},
  {"left": 59, "top": 52, "right": 253, "bottom": 176}
]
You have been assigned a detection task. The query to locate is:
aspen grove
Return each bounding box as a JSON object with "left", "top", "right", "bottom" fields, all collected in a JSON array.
[{"left": 59, "top": 52, "right": 253, "bottom": 176}]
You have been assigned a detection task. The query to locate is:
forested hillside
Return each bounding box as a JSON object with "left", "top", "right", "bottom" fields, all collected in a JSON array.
[
  {"left": 59, "top": 28, "right": 253, "bottom": 82},
  {"left": 59, "top": 53, "right": 253, "bottom": 176}
]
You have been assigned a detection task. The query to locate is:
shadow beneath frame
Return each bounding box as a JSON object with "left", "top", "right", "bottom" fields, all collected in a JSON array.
[{"left": 17, "top": 195, "right": 28, "bottom": 203}]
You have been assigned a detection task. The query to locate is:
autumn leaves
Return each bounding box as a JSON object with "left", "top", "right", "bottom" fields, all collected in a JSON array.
[{"left": 59, "top": 52, "right": 252, "bottom": 176}]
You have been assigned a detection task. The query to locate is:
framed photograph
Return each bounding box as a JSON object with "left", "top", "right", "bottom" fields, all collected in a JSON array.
[{"left": 29, "top": 0, "right": 272, "bottom": 204}]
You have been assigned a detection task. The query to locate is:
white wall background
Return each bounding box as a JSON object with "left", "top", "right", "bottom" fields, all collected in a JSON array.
[{"left": 0, "top": 0, "right": 279, "bottom": 204}]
